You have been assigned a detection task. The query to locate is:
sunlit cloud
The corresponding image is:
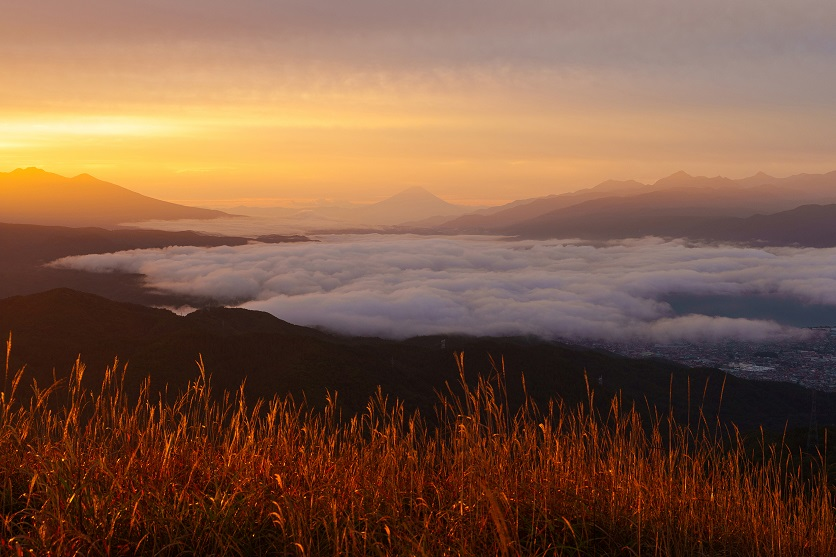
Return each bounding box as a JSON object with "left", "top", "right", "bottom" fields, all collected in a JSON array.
[
  {"left": 50, "top": 236, "right": 831, "bottom": 342},
  {"left": 0, "top": 114, "right": 183, "bottom": 146},
  {"left": 0, "top": 141, "right": 28, "bottom": 150},
  {"left": 0, "top": 117, "right": 179, "bottom": 138},
  {"left": 1, "top": 1, "right": 834, "bottom": 201}
]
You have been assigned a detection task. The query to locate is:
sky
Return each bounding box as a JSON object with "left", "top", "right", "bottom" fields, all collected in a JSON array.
[
  {"left": 2, "top": 1, "right": 836, "bottom": 206},
  {"left": 52, "top": 235, "right": 835, "bottom": 342}
]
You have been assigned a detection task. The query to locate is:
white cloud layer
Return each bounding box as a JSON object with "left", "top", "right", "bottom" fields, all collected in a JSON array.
[{"left": 51, "top": 236, "right": 836, "bottom": 342}]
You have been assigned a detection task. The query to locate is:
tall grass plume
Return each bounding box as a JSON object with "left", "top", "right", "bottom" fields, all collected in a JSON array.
[{"left": 0, "top": 346, "right": 832, "bottom": 555}]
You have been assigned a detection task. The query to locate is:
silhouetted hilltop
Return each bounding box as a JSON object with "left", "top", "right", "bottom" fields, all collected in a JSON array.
[
  {"left": 705, "top": 204, "right": 836, "bottom": 247},
  {"left": 0, "top": 222, "right": 248, "bottom": 263},
  {"left": 0, "top": 168, "right": 229, "bottom": 227}
]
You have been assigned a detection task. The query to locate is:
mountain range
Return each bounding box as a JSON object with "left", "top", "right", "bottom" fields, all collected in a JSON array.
[
  {"left": 500, "top": 202, "right": 836, "bottom": 246},
  {"left": 0, "top": 168, "right": 229, "bottom": 228},
  {"left": 436, "top": 170, "right": 836, "bottom": 245},
  {"left": 225, "top": 170, "right": 836, "bottom": 244},
  {"left": 7, "top": 167, "right": 836, "bottom": 247}
]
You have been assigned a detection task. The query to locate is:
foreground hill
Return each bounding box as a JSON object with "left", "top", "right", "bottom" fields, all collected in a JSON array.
[
  {"left": 0, "top": 168, "right": 229, "bottom": 227},
  {"left": 1, "top": 288, "right": 833, "bottom": 433},
  {"left": 4, "top": 323, "right": 831, "bottom": 556}
]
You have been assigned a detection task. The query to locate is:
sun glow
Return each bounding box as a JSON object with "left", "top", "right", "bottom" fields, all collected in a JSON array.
[{"left": 0, "top": 116, "right": 180, "bottom": 139}]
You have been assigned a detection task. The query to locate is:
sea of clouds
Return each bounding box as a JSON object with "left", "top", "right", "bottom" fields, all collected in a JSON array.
[{"left": 50, "top": 235, "right": 836, "bottom": 342}]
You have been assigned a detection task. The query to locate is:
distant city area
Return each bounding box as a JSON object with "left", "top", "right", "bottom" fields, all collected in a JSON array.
[{"left": 587, "top": 327, "right": 836, "bottom": 392}]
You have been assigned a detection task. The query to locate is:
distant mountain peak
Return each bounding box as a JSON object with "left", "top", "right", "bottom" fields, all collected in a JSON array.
[
  {"left": 327, "top": 185, "right": 471, "bottom": 226},
  {"left": 401, "top": 185, "right": 431, "bottom": 194},
  {"left": 9, "top": 167, "right": 50, "bottom": 176},
  {"left": 386, "top": 185, "right": 440, "bottom": 200},
  {"left": 736, "top": 171, "right": 778, "bottom": 188},
  {"left": 744, "top": 171, "right": 775, "bottom": 181},
  {"left": 371, "top": 186, "right": 456, "bottom": 209},
  {"left": 653, "top": 170, "right": 693, "bottom": 187},
  {"left": 651, "top": 171, "right": 739, "bottom": 190}
]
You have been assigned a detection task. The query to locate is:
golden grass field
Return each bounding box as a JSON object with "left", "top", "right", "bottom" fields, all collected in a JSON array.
[{"left": 1, "top": 342, "right": 833, "bottom": 556}]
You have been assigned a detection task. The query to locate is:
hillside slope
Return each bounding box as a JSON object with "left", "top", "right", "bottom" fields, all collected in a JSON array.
[
  {"left": 0, "top": 222, "right": 253, "bottom": 305},
  {"left": 506, "top": 201, "right": 836, "bottom": 246},
  {"left": 0, "top": 168, "right": 228, "bottom": 227},
  {"left": 1, "top": 289, "right": 832, "bottom": 432}
]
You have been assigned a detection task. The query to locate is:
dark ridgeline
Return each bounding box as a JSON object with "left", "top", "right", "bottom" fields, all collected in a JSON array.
[
  {"left": 2, "top": 288, "right": 833, "bottom": 437},
  {"left": 0, "top": 222, "right": 314, "bottom": 306},
  {"left": 504, "top": 202, "right": 836, "bottom": 246}
]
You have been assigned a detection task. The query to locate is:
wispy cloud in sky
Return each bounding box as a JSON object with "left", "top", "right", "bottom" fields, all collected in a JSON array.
[
  {"left": 3, "top": 1, "right": 835, "bottom": 202},
  {"left": 51, "top": 236, "right": 835, "bottom": 341},
  {"left": 7, "top": 0, "right": 836, "bottom": 108}
]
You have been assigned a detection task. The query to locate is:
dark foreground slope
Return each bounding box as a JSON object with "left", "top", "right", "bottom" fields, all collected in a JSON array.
[{"left": 1, "top": 289, "right": 832, "bottom": 434}]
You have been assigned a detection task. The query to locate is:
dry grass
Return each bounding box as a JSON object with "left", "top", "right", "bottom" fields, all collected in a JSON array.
[{"left": 0, "top": 342, "right": 833, "bottom": 556}]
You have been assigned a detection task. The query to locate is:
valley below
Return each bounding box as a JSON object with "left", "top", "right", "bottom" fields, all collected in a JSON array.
[{"left": 1, "top": 169, "right": 835, "bottom": 555}]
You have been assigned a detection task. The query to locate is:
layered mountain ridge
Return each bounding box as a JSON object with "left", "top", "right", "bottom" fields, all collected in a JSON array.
[{"left": 435, "top": 170, "right": 836, "bottom": 246}]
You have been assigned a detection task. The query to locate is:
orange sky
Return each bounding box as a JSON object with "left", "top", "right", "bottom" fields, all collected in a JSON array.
[{"left": 2, "top": 1, "right": 835, "bottom": 206}]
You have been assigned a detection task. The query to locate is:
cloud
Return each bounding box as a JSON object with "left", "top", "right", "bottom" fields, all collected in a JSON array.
[
  {"left": 4, "top": 1, "right": 835, "bottom": 107},
  {"left": 8, "top": 2, "right": 834, "bottom": 64},
  {"left": 49, "top": 235, "right": 836, "bottom": 342}
]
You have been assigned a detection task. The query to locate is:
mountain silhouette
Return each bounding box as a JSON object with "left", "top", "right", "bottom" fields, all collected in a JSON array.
[
  {"left": 706, "top": 204, "right": 836, "bottom": 247},
  {"left": 235, "top": 186, "right": 478, "bottom": 229},
  {"left": 505, "top": 201, "right": 836, "bottom": 246},
  {"left": 0, "top": 168, "right": 229, "bottom": 227},
  {"left": 735, "top": 171, "right": 777, "bottom": 188},
  {"left": 435, "top": 174, "right": 717, "bottom": 232},
  {"left": 438, "top": 170, "right": 836, "bottom": 244},
  {"left": 438, "top": 180, "right": 652, "bottom": 232}
]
